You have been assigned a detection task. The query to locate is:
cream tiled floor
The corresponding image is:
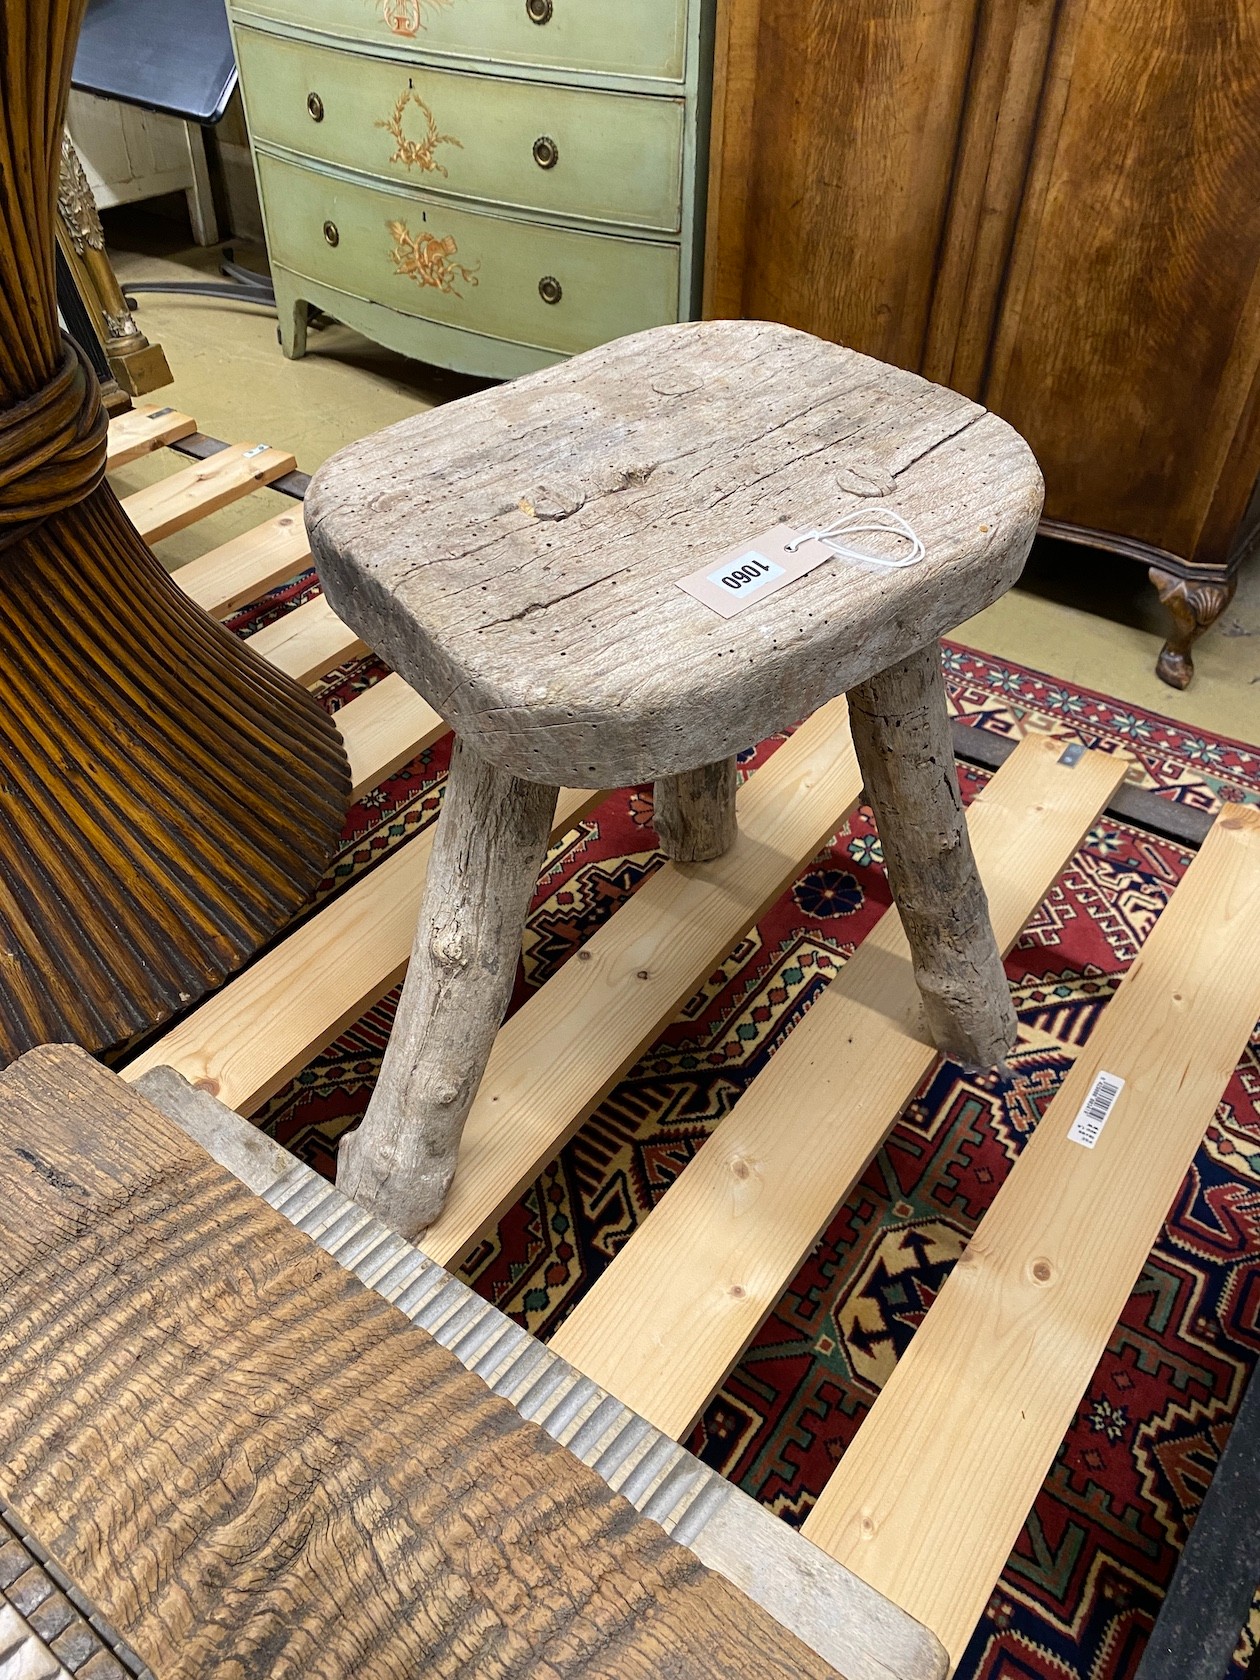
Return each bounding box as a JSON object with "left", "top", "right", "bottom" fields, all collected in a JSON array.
[{"left": 109, "top": 223, "right": 1260, "bottom": 747}]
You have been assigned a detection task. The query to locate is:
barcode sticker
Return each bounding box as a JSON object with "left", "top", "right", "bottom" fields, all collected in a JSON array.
[{"left": 1067, "top": 1070, "right": 1125, "bottom": 1148}]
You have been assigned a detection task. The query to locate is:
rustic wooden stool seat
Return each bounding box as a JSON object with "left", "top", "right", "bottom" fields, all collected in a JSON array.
[{"left": 308, "top": 319, "right": 1044, "bottom": 1238}]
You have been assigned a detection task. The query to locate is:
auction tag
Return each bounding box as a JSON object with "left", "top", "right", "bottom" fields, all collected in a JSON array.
[
  {"left": 676, "top": 524, "right": 833, "bottom": 619},
  {"left": 1067, "top": 1070, "right": 1125, "bottom": 1148}
]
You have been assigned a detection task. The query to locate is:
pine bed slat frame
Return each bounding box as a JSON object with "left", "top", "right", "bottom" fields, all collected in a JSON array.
[
  {"left": 550, "top": 732, "right": 1128, "bottom": 1437},
  {"left": 803, "top": 800, "right": 1260, "bottom": 1667},
  {"left": 121, "top": 784, "right": 605, "bottom": 1113},
  {"left": 102, "top": 407, "right": 1260, "bottom": 1677}
]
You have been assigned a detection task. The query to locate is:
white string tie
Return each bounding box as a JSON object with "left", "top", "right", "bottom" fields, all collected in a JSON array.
[{"left": 784, "top": 508, "right": 925, "bottom": 569}]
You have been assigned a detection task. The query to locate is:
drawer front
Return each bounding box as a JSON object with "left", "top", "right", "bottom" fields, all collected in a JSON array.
[
  {"left": 256, "top": 153, "right": 681, "bottom": 355},
  {"left": 232, "top": 0, "right": 688, "bottom": 83},
  {"left": 236, "top": 27, "right": 685, "bottom": 233}
]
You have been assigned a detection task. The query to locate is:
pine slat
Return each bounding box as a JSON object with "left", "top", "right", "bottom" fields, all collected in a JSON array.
[
  {"left": 175, "top": 509, "right": 312, "bottom": 619},
  {"left": 341, "top": 674, "right": 446, "bottom": 799},
  {"left": 801, "top": 800, "right": 1260, "bottom": 1669},
  {"left": 246, "top": 593, "right": 368, "bottom": 686},
  {"left": 419, "top": 697, "right": 864, "bottom": 1267},
  {"left": 550, "top": 733, "right": 1127, "bottom": 1437},
  {"left": 122, "top": 442, "right": 296, "bottom": 544},
  {"left": 105, "top": 404, "right": 197, "bottom": 470},
  {"left": 121, "top": 788, "right": 603, "bottom": 1114}
]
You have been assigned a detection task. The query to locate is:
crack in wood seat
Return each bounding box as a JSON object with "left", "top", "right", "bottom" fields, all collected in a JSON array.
[
  {"left": 308, "top": 320, "right": 1042, "bottom": 787},
  {"left": 305, "top": 319, "right": 1044, "bottom": 1239}
]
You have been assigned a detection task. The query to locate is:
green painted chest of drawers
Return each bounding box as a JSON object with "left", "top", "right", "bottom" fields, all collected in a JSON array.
[{"left": 227, "top": 0, "right": 715, "bottom": 378}]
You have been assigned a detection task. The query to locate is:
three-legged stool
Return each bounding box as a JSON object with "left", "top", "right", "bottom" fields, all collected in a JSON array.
[{"left": 307, "top": 319, "right": 1044, "bottom": 1238}]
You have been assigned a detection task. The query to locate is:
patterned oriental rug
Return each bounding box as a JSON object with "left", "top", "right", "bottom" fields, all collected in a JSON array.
[{"left": 233, "top": 574, "right": 1260, "bottom": 1680}]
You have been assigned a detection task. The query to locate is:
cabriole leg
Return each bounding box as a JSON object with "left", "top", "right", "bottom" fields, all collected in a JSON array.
[
  {"left": 848, "top": 641, "right": 1017, "bottom": 1067},
  {"left": 1150, "top": 566, "right": 1236, "bottom": 690},
  {"left": 338, "top": 737, "right": 558, "bottom": 1237}
]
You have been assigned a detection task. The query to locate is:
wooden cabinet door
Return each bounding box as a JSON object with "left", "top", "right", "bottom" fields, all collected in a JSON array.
[
  {"left": 707, "top": 0, "right": 1260, "bottom": 572},
  {"left": 973, "top": 0, "right": 1260, "bottom": 571},
  {"left": 708, "top": 0, "right": 984, "bottom": 371}
]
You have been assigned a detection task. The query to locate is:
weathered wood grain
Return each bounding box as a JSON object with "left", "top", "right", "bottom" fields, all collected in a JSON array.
[
  {"left": 308, "top": 319, "right": 1042, "bottom": 786},
  {"left": 338, "top": 740, "right": 560, "bottom": 1236},
  {"left": 654, "top": 758, "right": 739, "bottom": 862},
  {"left": 848, "top": 641, "right": 1017, "bottom": 1065},
  {"left": 417, "top": 696, "right": 863, "bottom": 1265},
  {"left": 0, "top": 1044, "right": 847, "bottom": 1680}
]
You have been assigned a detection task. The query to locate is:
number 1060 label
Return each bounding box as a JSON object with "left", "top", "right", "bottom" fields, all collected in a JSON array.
[
  {"left": 676, "top": 524, "right": 833, "bottom": 619},
  {"left": 708, "top": 551, "right": 785, "bottom": 597}
]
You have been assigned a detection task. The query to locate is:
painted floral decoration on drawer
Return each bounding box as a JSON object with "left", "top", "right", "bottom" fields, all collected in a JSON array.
[
  {"left": 377, "top": 90, "right": 462, "bottom": 177},
  {"left": 388, "top": 220, "right": 479, "bottom": 296},
  {"left": 373, "top": 0, "right": 451, "bottom": 37}
]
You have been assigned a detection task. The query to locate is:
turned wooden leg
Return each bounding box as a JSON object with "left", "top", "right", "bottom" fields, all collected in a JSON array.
[
  {"left": 653, "top": 757, "right": 739, "bottom": 862},
  {"left": 338, "top": 737, "right": 558, "bottom": 1237},
  {"left": 848, "top": 641, "right": 1018, "bottom": 1067},
  {"left": 1150, "top": 566, "right": 1236, "bottom": 690}
]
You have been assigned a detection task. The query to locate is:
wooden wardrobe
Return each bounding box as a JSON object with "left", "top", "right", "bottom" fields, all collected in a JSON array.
[{"left": 705, "top": 0, "right": 1260, "bottom": 687}]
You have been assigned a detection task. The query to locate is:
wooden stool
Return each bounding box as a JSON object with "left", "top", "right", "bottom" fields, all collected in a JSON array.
[{"left": 308, "top": 319, "right": 1044, "bottom": 1238}]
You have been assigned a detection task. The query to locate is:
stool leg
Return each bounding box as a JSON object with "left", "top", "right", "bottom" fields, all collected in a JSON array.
[
  {"left": 848, "top": 642, "right": 1017, "bottom": 1067},
  {"left": 338, "top": 737, "right": 558, "bottom": 1237},
  {"left": 654, "top": 757, "right": 738, "bottom": 862}
]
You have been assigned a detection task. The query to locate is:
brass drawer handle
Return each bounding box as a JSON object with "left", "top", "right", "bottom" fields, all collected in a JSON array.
[
  {"left": 538, "top": 274, "right": 562, "bottom": 304},
  {"left": 307, "top": 91, "right": 324, "bottom": 121},
  {"left": 525, "top": 0, "right": 552, "bottom": 21},
  {"left": 532, "top": 135, "right": 559, "bottom": 170},
  {"left": 323, "top": 220, "right": 340, "bottom": 247}
]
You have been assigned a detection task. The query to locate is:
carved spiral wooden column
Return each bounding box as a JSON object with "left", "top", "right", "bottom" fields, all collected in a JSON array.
[{"left": 0, "top": 0, "right": 349, "bottom": 1062}]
